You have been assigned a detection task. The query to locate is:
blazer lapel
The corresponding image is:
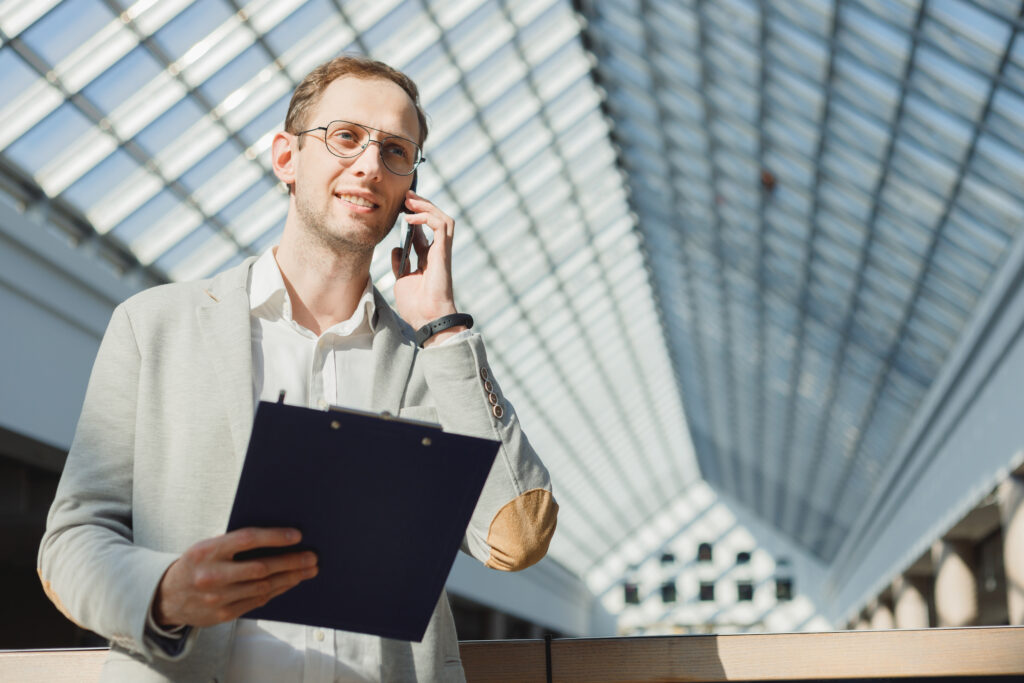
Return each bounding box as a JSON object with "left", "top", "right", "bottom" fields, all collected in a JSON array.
[
  {"left": 369, "top": 289, "right": 416, "bottom": 415},
  {"left": 197, "top": 258, "right": 257, "bottom": 464}
]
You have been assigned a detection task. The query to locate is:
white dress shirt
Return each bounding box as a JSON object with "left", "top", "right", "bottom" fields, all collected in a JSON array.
[
  {"left": 226, "top": 247, "right": 382, "bottom": 683},
  {"left": 225, "top": 247, "right": 471, "bottom": 682}
]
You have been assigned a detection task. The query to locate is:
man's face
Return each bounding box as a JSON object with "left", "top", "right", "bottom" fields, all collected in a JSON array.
[{"left": 290, "top": 76, "right": 420, "bottom": 254}]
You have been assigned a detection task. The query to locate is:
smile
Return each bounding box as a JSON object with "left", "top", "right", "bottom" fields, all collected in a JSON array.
[{"left": 336, "top": 193, "right": 379, "bottom": 209}]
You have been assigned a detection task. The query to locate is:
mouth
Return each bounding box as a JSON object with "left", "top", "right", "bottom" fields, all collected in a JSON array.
[{"left": 335, "top": 193, "right": 380, "bottom": 210}]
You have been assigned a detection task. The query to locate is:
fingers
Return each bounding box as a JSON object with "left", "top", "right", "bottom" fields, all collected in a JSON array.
[
  {"left": 404, "top": 192, "right": 454, "bottom": 240},
  {"left": 203, "top": 550, "right": 317, "bottom": 588},
  {"left": 411, "top": 223, "right": 430, "bottom": 268},
  {"left": 215, "top": 527, "right": 301, "bottom": 560},
  {"left": 220, "top": 573, "right": 307, "bottom": 621},
  {"left": 214, "top": 562, "right": 318, "bottom": 606}
]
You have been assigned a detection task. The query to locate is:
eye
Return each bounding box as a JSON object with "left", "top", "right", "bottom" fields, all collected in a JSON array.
[
  {"left": 383, "top": 141, "right": 410, "bottom": 159},
  {"left": 328, "top": 124, "right": 363, "bottom": 147}
]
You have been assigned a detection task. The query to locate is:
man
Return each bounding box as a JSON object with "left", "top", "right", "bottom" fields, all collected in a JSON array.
[{"left": 38, "top": 56, "right": 557, "bottom": 682}]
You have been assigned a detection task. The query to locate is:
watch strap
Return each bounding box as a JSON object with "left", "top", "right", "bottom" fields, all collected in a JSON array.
[{"left": 415, "top": 313, "right": 474, "bottom": 346}]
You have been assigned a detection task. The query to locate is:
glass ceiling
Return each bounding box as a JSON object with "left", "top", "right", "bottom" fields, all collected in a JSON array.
[
  {"left": 578, "top": 0, "right": 1024, "bottom": 561},
  {"left": 0, "top": 0, "right": 697, "bottom": 579},
  {"left": 1, "top": 0, "right": 1022, "bottom": 587}
]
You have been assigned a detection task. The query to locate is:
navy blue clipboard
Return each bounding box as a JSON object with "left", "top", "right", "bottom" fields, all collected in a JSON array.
[{"left": 225, "top": 400, "right": 499, "bottom": 642}]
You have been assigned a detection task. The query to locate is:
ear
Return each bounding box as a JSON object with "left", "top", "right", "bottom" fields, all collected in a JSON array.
[{"left": 271, "top": 132, "right": 296, "bottom": 188}]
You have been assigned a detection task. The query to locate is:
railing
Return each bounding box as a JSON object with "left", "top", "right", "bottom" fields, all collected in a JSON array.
[{"left": 2, "top": 627, "right": 1022, "bottom": 681}]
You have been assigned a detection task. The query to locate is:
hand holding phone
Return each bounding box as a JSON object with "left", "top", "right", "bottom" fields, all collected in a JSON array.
[{"left": 398, "top": 217, "right": 414, "bottom": 278}]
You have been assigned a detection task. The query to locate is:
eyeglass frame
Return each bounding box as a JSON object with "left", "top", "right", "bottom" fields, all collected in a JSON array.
[{"left": 295, "top": 120, "right": 426, "bottom": 176}]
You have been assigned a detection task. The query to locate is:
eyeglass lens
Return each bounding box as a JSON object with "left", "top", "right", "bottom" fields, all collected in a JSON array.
[{"left": 323, "top": 121, "right": 420, "bottom": 175}]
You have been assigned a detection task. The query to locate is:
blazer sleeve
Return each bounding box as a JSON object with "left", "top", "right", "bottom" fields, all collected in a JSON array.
[
  {"left": 419, "top": 333, "right": 557, "bottom": 571},
  {"left": 37, "top": 304, "right": 189, "bottom": 660}
]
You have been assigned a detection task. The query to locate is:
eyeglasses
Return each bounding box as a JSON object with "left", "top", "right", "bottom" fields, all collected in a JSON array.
[{"left": 297, "top": 120, "right": 425, "bottom": 176}]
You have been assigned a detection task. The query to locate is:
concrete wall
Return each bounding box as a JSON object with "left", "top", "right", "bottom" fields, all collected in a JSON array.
[{"left": 0, "top": 201, "right": 140, "bottom": 457}]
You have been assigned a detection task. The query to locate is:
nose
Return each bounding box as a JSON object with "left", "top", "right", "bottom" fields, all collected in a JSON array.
[{"left": 349, "top": 140, "right": 386, "bottom": 180}]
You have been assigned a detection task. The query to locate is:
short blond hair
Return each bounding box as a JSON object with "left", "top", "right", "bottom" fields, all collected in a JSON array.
[{"left": 285, "top": 55, "right": 428, "bottom": 145}]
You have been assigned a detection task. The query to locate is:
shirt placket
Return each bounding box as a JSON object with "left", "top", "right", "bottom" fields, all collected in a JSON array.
[
  {"left": 305, "top": 335, "right": 338, "bottom": 681},
  {"left": 309, "top": 336, "right": 336, "bottom": 410}
]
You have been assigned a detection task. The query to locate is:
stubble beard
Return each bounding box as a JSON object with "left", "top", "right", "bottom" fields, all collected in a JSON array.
[{"left": 295, "top": 187, "right": 398, "bottom": 257}]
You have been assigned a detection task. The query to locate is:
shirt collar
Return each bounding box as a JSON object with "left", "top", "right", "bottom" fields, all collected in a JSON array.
[{"left": 248, "top": 247, "right": 377, "bottom": 335}]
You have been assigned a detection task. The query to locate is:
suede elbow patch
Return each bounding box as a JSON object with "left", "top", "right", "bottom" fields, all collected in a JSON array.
[
  {"left": 484, "top": 489, "right": 558, "bottom": 572},
  {"left": 38, "top": 568, "right": 87, "bottom": 629}
]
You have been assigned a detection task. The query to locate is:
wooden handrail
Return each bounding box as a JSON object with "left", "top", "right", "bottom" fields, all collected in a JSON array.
[
  {"left": 460, "top": 627, "right": 1024, "bottom": 681},
  {"left": 2, "top": 627, "right": 1022, "bottom": 682}
]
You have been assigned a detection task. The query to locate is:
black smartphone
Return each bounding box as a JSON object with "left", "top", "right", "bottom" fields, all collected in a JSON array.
[{"left": 398, "top": 173, "right": 417, "bottom": 277}]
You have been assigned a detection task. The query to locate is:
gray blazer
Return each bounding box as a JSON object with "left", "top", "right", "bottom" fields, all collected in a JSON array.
[{"left": 38, "top": 257, "right": 557, "bottom": 682}]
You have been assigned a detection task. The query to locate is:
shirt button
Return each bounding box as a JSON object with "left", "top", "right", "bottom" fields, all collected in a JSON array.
[{"left": 314, "top": 629, "right": 325, "bottom": 642}]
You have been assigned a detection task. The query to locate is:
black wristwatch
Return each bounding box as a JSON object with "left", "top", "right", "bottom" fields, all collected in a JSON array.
[{"left": 415, "top": 313, "right": 474, "bottom": 346}]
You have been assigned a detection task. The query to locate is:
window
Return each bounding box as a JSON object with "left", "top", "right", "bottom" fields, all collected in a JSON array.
[
  {"left": 737, "top": 581, "right": 754, "bottom": 601},
  {"left": 624, "top": 582, "right": 639, "bottom": 605},
  {"left": 736, "top": 551, "right": 751, "bottom": 564},
  {"left": 697, "top": 542, "right": 713, "bottom": 562},
  {"left": 661, "top": 581, "right": 677, "bottom": 603},
  {"left": 699, "top": 581, "right": 715, "bottom": 601},
  {"left": 660, "top": 552, "right": 676, "bottom": 564},
  {"left": 776, "top": 577, "right": 793, "bottom": 601}
]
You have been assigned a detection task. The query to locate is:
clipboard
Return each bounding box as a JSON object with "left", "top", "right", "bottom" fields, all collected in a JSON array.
[{"left": 225, "top": 399, "right": 499, "bottom": 642}]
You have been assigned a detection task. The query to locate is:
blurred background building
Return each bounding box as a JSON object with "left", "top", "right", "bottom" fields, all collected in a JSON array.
[{"left": 1, "top": 0, "right": 1022, "bottom": 647}]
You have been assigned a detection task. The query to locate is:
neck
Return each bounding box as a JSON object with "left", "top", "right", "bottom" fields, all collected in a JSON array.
[{"left": 273, "top": 225, "right": 373, "bottom": 337}]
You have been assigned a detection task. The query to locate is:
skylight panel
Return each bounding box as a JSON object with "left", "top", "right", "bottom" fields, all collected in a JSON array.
[
  {"left": 453, "top": 155, "right": 505, "bottom": 209},
  {"left": 178, "top": 11, "right": 255, "bottom": 88},
  {"left": 89, "top": 169, "right": 164, "bottom": 234},
  {"left": 244, "top": 0, "right": 306, "bottom": 33},
  {"left": 0, "top": 71, "right": 66, "bottom": 153},
  {"left": 959, "top": 175, "right": 1024, "bottom": 231},
  {"left": 465, "top": 43, "right": 526, "bottom": 107},
  {"left": 61, "top": 147, "right": 142, "bottom": 213},
  {"left": 131, "top": 201, "right": 203, "bottom": 265},
  {"left": 218, "top": 69, "right": 291, "bottom": 132},
  {"left": 912, "top": 46, "right": 991, "bottom": 120},
  {"left": 19, "top": 0, "right": 112, "bottom": 66},
  {"left": 342, "top": 0, "right": 404, "bottom": 33},
  {"left": 279, "top": 12, "right": 355, "bottom": 81},
  {"left": 192, "top": 155, "right": 264, "bottom": 216},
  {"left": 929, "top": 0, "right": 1010, "bottom": 57},
  {"left": 55, "top": 18, "right": 140, "bottom": 94},
  {"left": 198, "top": 43, "right": 272, "bottom": 106},
  {"left": 507, "top": 0, "right": 560, "bottom": 28},
  {"left": 967, "top": 137, "right": 1024, "bottom": 207},
  {"left": 518, "top": 3, "right": 579, "bottom": 68},
  {"left": 0, "top": 0, "right": 61, "bottom": 39},
  {"left": 84, "top": 45, "right": 166, "bottom": 116},
  {"left": 36, "top": 127, "right": 117, "bottom": 198},
  {"left": 155, "top": 114, "right": 229, "bottom": 181},
  {"left": 170, "top": 229, "right": 237, "bottom": 282},
  {"left": 151, "top": 0, "right": 234, "bottom": 62},
  {"left": 447, "top": 3, "right": 514, "bottom": 73},
  {"left": 153, "top": 221, "right": 220, "bottom": 275},
  {"left": 428, "top": 0, "right": 485, "bottom": 30},
  {"left": 987, "top": 88, "right": 1024, "bottom": 149},
  {"left": 374, "top": 12, "right": 441, "bottom": 70},
  {"left": 5, "top": 100, "right": 92, "bottom": 179}
]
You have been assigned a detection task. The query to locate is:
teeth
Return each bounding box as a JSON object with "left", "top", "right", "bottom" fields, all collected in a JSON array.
[{"left": 337, "top": 193, "right": 377, "bottom": 208}]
